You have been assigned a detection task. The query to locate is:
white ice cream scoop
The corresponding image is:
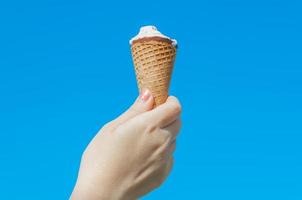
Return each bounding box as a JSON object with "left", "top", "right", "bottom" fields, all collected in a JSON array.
[{"left": 129, "top": 25, "right": 177, "bottom": 46}]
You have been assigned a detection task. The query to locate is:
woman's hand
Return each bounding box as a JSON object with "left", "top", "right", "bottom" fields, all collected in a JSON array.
[{"left": 71, "top": 90, "right": 182, "bottom": 200}]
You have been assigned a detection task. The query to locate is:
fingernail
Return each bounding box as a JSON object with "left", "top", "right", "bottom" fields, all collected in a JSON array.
[{"left": 140, "top": 90, "right": 151, "bottom": 102}]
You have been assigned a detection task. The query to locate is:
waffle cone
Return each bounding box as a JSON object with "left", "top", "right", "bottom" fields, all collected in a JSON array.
[{"left": 131, "top": 38, "right": 177, "bottom": 107}]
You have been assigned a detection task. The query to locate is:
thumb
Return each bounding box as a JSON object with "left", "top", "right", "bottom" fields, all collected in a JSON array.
[{"left": 110, "top": 90, "right": 154, "bottom": 128}]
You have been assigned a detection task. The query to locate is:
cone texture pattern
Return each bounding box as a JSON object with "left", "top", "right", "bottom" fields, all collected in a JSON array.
[{"left": 131, "top": 40, "right": 176, "bottom": 107}]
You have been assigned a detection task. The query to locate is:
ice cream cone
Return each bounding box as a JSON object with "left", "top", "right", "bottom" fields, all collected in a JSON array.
[{"left": 130, "top": 26, "right": 177, "bottom": 107}]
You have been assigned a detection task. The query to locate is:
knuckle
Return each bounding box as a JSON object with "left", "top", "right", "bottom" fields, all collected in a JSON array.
[
  {"left": 171, "top": 102, "right": 182, "bottom": 116},
  {"left": 171, "top": 141, "right": 176, "bottom": 153},
  {"left": 154, "top": 131, "right": 173, "bottom": 148},
  {"left": 155, "top": 142, "right": 173, "bottom": 161},
  {"left": 154, "top": 178, "right": 163, "bottom": 188},
  {"left": 175, "top": 119, "right": 182, "bottom": 131},
  {"left": 157, "top": 148, "right": 167, "bottom": 160},
  {"left": 154, "top": 169, "right": 166, "bottom": 188},
  {"left": 177, "top": 118, "right": 182, "bottom": 126},
  {"left": 160, "top": 132, "right": 172, "bottom": 145}
]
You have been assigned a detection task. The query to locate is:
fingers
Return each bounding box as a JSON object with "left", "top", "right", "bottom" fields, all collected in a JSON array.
[
  {"left": 163, "top": 156, "right": 174, "bottom": 182},
  {"left": 167, "top": 156, "right": 174, "bottom": 173},
  {"left": 108, "top": 90, "right": 154, "bottom": 130},
  {"left": 161, "top": 119, "right": 181, "bottom": 141},
  {"left": 166, "top": 140, "right": 176, "bottom": 157},
  {"left": 144, "top": 96, "right": 182, "bottom": 128},
  {"left": 152, "top": 136, "right": 177, "bottom": 163}
]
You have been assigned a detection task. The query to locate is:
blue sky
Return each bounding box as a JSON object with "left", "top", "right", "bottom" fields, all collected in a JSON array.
[{"left": 0, "top": 0, "right": 301, "bottom": 199}]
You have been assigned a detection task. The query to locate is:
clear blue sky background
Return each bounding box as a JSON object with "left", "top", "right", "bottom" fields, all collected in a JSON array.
[{"left": 0, "top": 0, "right": 301, "bottom": 199}]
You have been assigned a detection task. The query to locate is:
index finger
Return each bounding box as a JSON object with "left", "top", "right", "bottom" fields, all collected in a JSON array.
[{"left": 143, "top": 96, "right": 182, "bottom": 127}]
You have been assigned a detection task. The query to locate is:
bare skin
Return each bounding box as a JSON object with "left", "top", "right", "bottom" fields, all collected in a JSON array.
[{"left": 70, "top": 90, "right": 182, "bottom": 200}]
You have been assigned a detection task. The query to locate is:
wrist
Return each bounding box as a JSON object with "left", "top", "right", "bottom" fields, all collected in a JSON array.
[
  {"left": 70, "top": 181, "right": 101, "bottom": 200},
  {"left": 70, "top": 179, "right": 129, "bottom": 200}
]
